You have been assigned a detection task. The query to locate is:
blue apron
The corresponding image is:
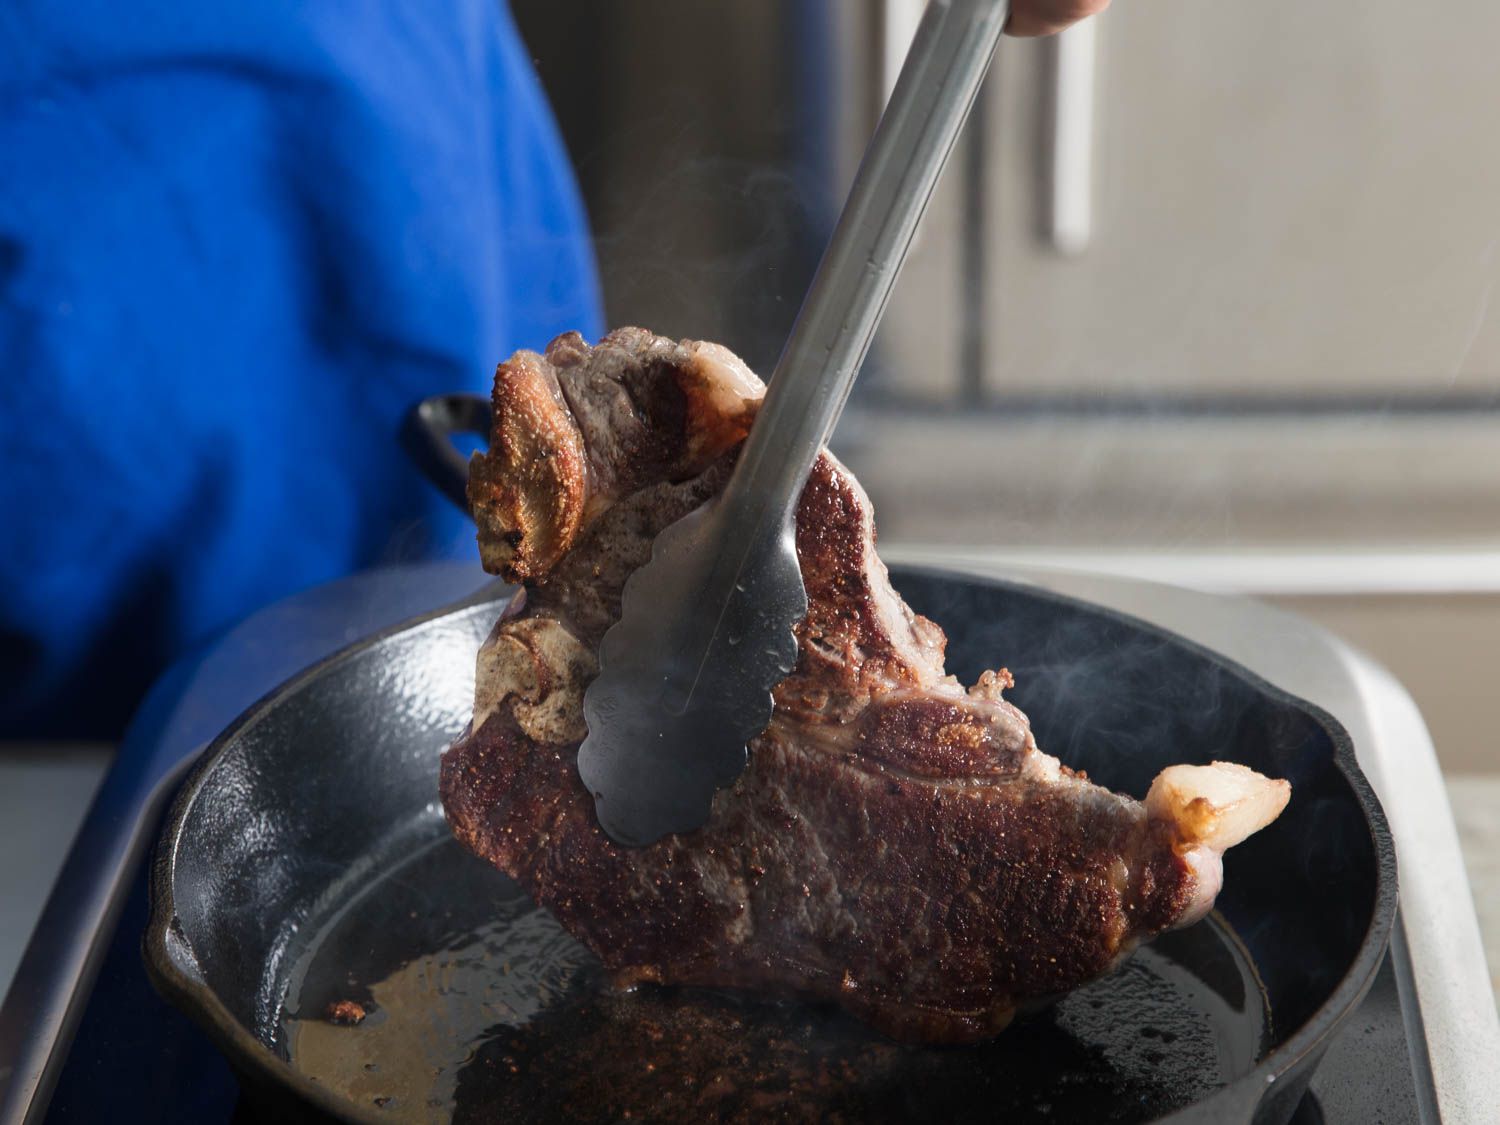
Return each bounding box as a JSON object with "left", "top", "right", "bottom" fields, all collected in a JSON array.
[{"left": 0, "top": 1, "right": 603, "bottom": 736}]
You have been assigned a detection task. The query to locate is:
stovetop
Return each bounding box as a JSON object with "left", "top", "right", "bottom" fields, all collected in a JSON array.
[{"left": 4, "top": 560, "right": 1496, "bottom": 1123}]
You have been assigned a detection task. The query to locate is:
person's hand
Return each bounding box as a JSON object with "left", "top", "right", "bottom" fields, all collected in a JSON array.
[{"left": 1007, "top": 0, "right": 1109, "bottom": 37}]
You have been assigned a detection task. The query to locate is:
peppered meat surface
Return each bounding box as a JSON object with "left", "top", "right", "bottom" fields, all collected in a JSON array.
[{"left": 441, "top": 328, "right": 1290, "bottom": 1044}]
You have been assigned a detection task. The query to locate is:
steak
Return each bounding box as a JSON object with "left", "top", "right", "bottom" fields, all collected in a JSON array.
[{"left": 442, "top": 328, "right": 1290, "bottom": 1044}]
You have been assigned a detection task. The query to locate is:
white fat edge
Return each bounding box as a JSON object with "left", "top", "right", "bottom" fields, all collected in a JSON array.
[
  {"left": 1146, "top": 761, "right": 1292, "bottom": 853},
  {"left": 682, "top": 339, "right": 766, "bottom": 410}
]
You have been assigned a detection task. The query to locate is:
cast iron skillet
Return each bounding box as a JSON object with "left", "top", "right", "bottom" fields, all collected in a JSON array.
[{"left": 144, "top": 398, "right": 1397, "bottom": 1124}]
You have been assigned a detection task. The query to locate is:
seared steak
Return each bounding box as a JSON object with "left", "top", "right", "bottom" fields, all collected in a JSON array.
[{"left": 442, "top": 328, "right": 1290, "bottom": 1044}]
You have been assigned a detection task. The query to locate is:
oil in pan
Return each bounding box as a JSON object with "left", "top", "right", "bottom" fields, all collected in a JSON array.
[{"left": 275, "top": 815, "right": 1271, "bottom": 1125}]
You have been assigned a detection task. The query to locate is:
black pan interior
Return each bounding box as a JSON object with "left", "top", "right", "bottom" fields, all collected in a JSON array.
[{"left": 148, "top": 569, "right": 1392, "bottom": 1125}]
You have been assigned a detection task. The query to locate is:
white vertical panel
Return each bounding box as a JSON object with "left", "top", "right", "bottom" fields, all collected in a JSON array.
[{"left": 1046, "top": 19, "right": 1097, "bottom": 255}]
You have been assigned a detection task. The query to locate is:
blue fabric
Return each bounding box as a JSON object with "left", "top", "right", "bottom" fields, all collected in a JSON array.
[{"left": 0, "top": 1, "right": 603, "bottom": 736}]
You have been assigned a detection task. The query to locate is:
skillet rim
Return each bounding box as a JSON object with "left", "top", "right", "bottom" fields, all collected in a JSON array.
[{"left": 144, "top": 565, "right": 1398, "bottom": 1125}]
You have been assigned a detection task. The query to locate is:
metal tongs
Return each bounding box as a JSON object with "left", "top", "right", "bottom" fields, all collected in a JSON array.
[{"left": 579, "top": 0, "right": 1010, "bottom": 845}]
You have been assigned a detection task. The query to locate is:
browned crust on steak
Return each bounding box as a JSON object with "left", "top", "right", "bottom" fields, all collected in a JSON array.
[
  {"left": 469, "top": 330, "right": 759, "bottom": 583},
  {"left": 445, "top": 329, "right": 1203, "bottom": 1044},
  {"left": 467, "top": 349, "right": 588, "bottom": 580}
]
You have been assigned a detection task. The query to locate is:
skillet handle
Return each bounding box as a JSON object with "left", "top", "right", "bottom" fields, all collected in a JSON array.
[{"left": 401, "top": 394, "right": 493, "bottom": 516}]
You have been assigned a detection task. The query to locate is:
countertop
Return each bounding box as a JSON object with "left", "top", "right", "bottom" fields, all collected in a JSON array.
[
  {"left": 0, "top": 746, "right": 111, "bottom": 1000},
  {"left": 1447, "top": 773, "right": 1500, "bottom": 1002}
]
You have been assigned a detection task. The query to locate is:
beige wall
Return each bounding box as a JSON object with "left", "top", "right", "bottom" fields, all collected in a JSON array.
[
  {"left": 978, "top": 2, "right": 1500, "bottom": 402},
  {"left": 1271, "top": 593, "right": 1500, "bottom": 774}
]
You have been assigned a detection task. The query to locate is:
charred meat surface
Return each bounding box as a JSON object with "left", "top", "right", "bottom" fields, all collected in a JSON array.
[
  {"left": 442, "top": 328, "right": 1291, "bottom": 1044},
  {"left": 322, "top": 999, "right": 367, "bottom": 1026}
]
